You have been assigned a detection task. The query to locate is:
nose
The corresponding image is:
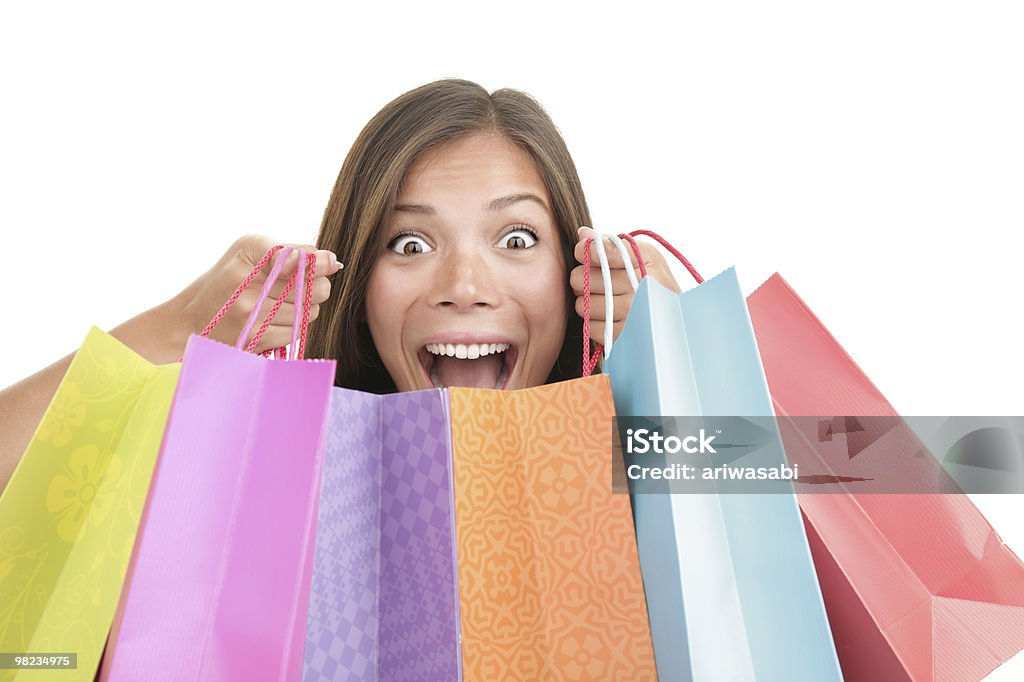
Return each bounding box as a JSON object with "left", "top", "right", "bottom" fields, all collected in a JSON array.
[{"left": 429, "top": 247, "right": 500, "bottom": 311}]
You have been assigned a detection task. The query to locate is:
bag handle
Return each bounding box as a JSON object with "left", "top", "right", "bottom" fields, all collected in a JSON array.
[
  {"left": 243, "top": 250, "right": 316, "bottom": 359},
  {"left": 295, "top": 251, "right": 317, "bottom": 359},
  {"left": 607, "top": 234, "right": 640, "bottom": 291},
  {"left": 198, "top": 246, "right": 317, "bottom": 360},
  {"left": 626, "top": 229, "right": 704, "bottom": 284},
  {"left": 236, "top": 247, "right": 293, "bottom": 351},
  {"left": 580, "top": 229, "right": 704, "bottom": 376},
  {"left": 618, "top": 234, "right": 648, "bottom": 279},
  {"left": 580, "top": 231, "right": 618, "bottom": 376}
]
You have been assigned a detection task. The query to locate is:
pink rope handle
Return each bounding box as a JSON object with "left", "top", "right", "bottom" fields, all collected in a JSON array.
[
  {"left": 247, "top": 250, "right": 317, "bottom": 359},
  {"left": 245, "top": 258, "right": 301, "bottom": 354},
  {"left": 581, "top": 237, "right": 604, "bottom": 377},
  {"left": 628, "top": 229, "right": 704, "bottom": 284},
  {"left": 199, "top": 245, "right": 285, "bottom": 339},
  {"left": 296, "top": 252, "right": 317, "bottom": 360},
  {"left": 618, "top": 233, "right": 648, "bottom": 278},
  {"left": 289, "top": 250, "right": 308, "bottom": 356},
  {"left": 235, "top": 247, "right": 292, "bottom": 350}
]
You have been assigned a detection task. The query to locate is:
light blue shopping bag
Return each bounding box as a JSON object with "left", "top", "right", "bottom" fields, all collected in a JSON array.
[{"left": 597, "top": 234, "right": 843, "bottom": 682}]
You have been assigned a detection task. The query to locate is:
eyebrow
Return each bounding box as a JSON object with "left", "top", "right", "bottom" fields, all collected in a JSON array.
[{"left": 392, "top": 193, "right": 550, "bottom": 215}]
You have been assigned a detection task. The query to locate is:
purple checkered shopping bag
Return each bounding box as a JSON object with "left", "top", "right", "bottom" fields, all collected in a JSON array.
[{"left": 303, "top": 388, "right": 460, "bottom": 681}]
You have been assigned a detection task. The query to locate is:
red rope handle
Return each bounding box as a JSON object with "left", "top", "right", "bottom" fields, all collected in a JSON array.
[
  {"left": 581, "top": 237, "right": 604, "bottom": 377},
  {"left": 248, "top": 251, "right": 318, "bottom": 358},
  {"left": 245, "top": 264, "right": 300, "bottom": 353},
  {"left": 200, "top": 245, "right": 285, "bottom": 339},
  {"left": 618, "top": 233, "right": 648, "bottom": 279},
  {"left": 580, "top": 229, "right": 702, "bottom": 375},
  {"left": 628, "top": 229, "right": 704, "bottom": 284}
]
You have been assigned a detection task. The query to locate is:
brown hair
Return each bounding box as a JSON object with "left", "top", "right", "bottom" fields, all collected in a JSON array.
[{"left": 307, "top": 79, "right": 592, "bottom": 392}]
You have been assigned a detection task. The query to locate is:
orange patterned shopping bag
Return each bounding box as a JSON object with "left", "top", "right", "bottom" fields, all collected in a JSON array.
[{"left": 448, "top": 374, "right": 656, "bottom": 681}]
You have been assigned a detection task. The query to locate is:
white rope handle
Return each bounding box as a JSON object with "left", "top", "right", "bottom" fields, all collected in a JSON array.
[
  {"left": 607, "top": 234, "right": 640, "bottom": 291},
  {"left": 590, "top": 230, "right": 616, "bottom": 359}
]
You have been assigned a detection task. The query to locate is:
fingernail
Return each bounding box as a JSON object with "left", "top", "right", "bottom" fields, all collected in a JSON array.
[
  {"left": 577, "top": 226, "right": 597, "bottom": 240},
  {"left": 326, "top": 251, "right": 341, "bottom": 273}
]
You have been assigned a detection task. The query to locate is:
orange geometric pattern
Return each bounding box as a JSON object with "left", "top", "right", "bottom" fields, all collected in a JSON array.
[{"left": 449, "top": 375, "right": 657, "bottom": 681}]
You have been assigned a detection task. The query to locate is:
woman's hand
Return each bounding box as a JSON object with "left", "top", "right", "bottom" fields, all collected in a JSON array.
[
  {"left": 171, "top": 234, "right": 343, "bottom": 356},
  {"left": 570, "top": 227, "right": 681, "bottom": 347},
  {"left": 0, "top": 235, "right": 343, "bottom": 495}
]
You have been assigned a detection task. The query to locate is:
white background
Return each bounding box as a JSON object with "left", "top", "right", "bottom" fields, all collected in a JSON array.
[{"left": 2, "top": 2, "right": 1022, "bottom": 677}]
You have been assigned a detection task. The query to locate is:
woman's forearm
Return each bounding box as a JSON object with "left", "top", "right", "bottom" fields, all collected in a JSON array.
[
  {"left": 0, "top": 236, "right": 338, "bottom": 495},
  {"left": 0, "top": 297, "right": 189, "bottom": 494}
]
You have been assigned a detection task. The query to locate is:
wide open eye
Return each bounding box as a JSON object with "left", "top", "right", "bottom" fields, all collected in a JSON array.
[
  {"left": 389, "top": 233, "right": 433, "bottom": 256},
  {"left": 497, "top": 226, "right": 538, "bottom": 250}
]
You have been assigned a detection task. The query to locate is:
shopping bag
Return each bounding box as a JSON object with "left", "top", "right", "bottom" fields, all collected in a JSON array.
[
  {"left": 303, "top": 388, "right": 461, "bottom": 681},
  {"left": 747, "top": 272, "right": 1024, "bottom": 681},
  {"left": 0, "top": 329, "right": 179, "bottom": 682},
  {"left": 102, "top": 247, "right": 336, "bottom": 682},
  {"left": 449, "top": 374, "right": 657, "bottom": 681},
  {"left": 594, "top": 230, "right": 841, "bottom": 682}
]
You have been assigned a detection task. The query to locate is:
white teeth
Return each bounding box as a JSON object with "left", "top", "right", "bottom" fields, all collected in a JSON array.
[{"left": 426, "top": 342, "right": 510, "bottom": 358}]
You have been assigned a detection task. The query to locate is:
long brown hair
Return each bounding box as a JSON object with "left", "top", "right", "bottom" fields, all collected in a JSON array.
[{"left": 307, "top": 79, "right": 592, "bottom": 392}]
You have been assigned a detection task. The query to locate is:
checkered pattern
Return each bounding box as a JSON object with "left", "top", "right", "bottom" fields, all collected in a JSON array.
[
  {"left": 304, "top": 388, "right": 460, "bottom": 681},
  {"left": 304, "top": 390, "right": 383, "bottom": 681},
  {"left": 379, "top": 390, "right": 460, "bottom": 680}
]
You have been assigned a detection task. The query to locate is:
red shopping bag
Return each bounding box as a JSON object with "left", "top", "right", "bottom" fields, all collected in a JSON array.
[{"left": 747, "top": 273, "right": 1024, "bottom": 682}]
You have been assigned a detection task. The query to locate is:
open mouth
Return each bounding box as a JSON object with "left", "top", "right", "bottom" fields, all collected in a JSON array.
[{"left": 418, "top": 342, "right": 518, "bottom": 390}]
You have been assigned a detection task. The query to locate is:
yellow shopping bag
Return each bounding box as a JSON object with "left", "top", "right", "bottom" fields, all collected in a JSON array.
[{"left": 0, "top": 328, "right": 179, "bottom": 681}]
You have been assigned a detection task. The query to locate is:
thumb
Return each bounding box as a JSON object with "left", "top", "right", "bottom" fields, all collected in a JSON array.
[{"left": 574, "top": 226, "right": 603, "bottom": 265}]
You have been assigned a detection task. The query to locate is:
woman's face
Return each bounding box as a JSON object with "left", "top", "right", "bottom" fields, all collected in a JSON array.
[{"left": 366, "top": 132, "right": 568, "bottom": 392}]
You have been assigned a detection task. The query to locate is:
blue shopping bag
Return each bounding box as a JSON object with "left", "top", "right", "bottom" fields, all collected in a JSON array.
[{"left": 594, "top": 232, "right": 843, "bottom": 682}]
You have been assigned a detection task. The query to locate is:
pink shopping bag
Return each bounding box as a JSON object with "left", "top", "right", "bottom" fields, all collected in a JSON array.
[{"left": 102, "top": 247, "right": 336, "bottom": 681}]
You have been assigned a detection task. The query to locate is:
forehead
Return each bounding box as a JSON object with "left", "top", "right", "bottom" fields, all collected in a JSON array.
[{"left": 398, "top": 133, "right": 550, "bottom": 202}]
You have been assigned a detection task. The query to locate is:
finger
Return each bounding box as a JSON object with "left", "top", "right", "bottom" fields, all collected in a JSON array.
[
  {"left": 278, "top": 275, "right": 331, "bottom": 306},
  {"left": 585, "top": 320, "right": 628, "bottom": 346},
  {"left": 235, "top": 275, "right": 299, "bottom": 306},
  {"left": 259, "top": 302, "right": 322, "bottom": 325},
  {"left": 575, "top": 293, "right": 633, "bottom": 322},
  {"left": 249, "top": 326, "right": 294, "bottom": 355},
  {"left": 235, "top": 235, "right": 342, "bottom": 276},
  {"left": 247, "top": 261, "right": 337, "bottom": 304},
  {"left": 569, "top": 265, "right": 638, "bottom": 296},
  {"left": 238, "top": 298, "right": 322, "bottom": 348},
  {"left": 281, "top": 245, "right": 342, "bottom": 277},
  {"left": 249, "top": 243, "right": 342, "bottom": 280},
  {"left": 230, "top": 294, "right": 296, "bottom": 327},
  {"left": 310, "top": 276, "right": 331, "bottom": 304},
  {"left": 573, "top": 230, "right": 643, "bottom": 269},
  {"left": 235, "top": 292, "right": 318, "bottom": 328}
]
